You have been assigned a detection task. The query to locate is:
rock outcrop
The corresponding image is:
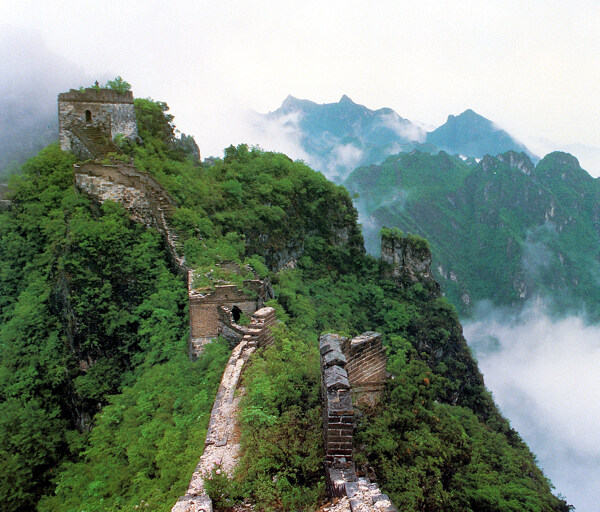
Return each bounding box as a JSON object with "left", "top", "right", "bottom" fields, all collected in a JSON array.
[{"left": 380, "top": 231, "right": 438, "bottom": 291}]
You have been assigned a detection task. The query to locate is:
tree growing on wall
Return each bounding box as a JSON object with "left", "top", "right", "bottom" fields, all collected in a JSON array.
[{"left": 106, "top": 76, "right": 131, "bottom": 93}]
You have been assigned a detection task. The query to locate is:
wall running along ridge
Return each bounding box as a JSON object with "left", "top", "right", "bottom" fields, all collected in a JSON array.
[
  {"left": 73, "top": 162, "right": 187, "bottom": 275},
  {"left": 172, "top": 307, "right": 276, "bottom": 512},
  {"left": 73, "top": 162, "right": 271, "bottom": 360},
  {"left": 319, "top": 332, "right": 398, "bottom": 512}
]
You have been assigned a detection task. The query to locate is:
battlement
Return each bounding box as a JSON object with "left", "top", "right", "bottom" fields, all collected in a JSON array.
[
  {"left": 58, "top": 88, "right": 134, "bottom": 104},
  {"left": 189, "top": 276, "right": 270, "bottom": 358},
  {"left": 319, "top": 332, "right": 398, "bottom": 511}
]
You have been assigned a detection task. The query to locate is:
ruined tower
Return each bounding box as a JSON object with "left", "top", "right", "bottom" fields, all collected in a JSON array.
[{"left": 58, "top": 87, "right": 138, "bottom": 160}]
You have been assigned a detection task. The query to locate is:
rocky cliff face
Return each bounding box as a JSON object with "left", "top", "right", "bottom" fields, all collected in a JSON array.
[{"left": 380, "top": 231, "right": 438, "bottom": 291}]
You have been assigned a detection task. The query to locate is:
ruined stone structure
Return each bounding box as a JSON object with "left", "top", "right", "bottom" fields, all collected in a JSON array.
[
  {"left": 319, "top": 333, "right": 397, "bottom": 512},
  {"left": 172, "top": 307, "right": 277, "bottom": 512},
  {"left": 218, "top": 304, "right": 276, "bottom": 348},
  {"left": 58, "top": 87, "right": 138, "bottom": 160},
  {"left": 72, "top": 158, "right": 270, "bottom": 360},
  {"left": 320, "top": 333, "right": 355, "bottom": 487},
  {"left": 188, "top": 278, "right": 270, "bottom": 358},
  {"left": 343, "top": 332, "right": 388, "bottom": 406}
]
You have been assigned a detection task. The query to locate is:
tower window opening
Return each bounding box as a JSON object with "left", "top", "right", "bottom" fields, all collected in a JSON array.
[{"left": 85, "top": 110, "right": 92, "bottom": 123}]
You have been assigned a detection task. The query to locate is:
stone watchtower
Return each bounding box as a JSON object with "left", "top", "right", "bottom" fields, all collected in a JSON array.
[{"left": 58, "top": 87, "right": 138, "bottom": 160}]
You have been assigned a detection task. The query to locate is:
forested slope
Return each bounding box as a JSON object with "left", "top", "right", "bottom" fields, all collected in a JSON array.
[
  {"left": 346, "top": 149, "right": 600, "bottom": 319},
  {"left": 0, "top": 97, "right": 571, "bottom": 511}
]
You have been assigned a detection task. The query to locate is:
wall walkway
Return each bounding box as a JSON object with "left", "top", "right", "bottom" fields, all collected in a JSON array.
[{"left": 172, "top": 307, "right": 276, "bottom": 512}]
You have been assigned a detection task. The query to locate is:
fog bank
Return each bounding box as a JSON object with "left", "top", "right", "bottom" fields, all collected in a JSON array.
[{"left": 464, "top": 302, "right": 600, "bottom": 512}]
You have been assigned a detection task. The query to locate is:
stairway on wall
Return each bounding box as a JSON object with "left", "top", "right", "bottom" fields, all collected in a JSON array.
[
  {"left": 73, "top": 162, "right": 188, "bottom": 276},
  {"left": 70, "top": 125, "right": 119, "bottom": 159}
]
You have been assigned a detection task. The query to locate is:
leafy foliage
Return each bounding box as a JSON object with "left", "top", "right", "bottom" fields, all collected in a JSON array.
[
  {"left": 38, "top": 343, "right": 229, "bottom": 512},
  {"left": 0, "top": 97, "right": 571, "bottom": 512},
  {"left": 0, "top": 144, "right": 188, "bottom": 510},
  {"left": 105, "top": 76, "right": 131, "bottom": 93},
  {"left": 232, "top": 329, "right": 324, "bottom": 511},
  {"left": 346, "top": 149, "right": 600, "bottom": 320}
]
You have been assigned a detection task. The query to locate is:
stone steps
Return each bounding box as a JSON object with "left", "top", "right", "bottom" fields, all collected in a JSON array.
[{"left": 71, "top": 125, "right": 118, "bottom": 159}]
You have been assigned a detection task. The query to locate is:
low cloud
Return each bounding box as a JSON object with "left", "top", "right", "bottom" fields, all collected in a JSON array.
[
  {"left": 380, "top": 112, "right": 426, "bottom": 143},
  {"left": 521, "top": 222, "right": 557, "bottom": 279},
  {"left": 0, "top": 27, "right": 97, "bottom": 173},
  {"left": 463, "top": 301, "right": 600, "bottom": 512},
  {"left": 245, "top": 109, "right": 316, "bottom": 164},
  {"left": 352, "top": 189, "right": 409, "bottom": 255},
  {"left": 324, "top": 143, "right": 364, "bottom": 182}
]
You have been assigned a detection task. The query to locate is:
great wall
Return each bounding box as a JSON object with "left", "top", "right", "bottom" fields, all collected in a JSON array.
[{"left": 58, "top": 87, "right": 399, "bottom": 512}]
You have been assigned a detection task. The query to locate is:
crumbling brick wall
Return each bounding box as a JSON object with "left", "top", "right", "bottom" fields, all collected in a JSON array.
[
  {"left": 218, "top": 305, "right": 276, "bottom": 348},
  {"left": 319, "top": 332, "right": 398, "bottom": 510},
  {"left": 189, "top": 281, "right": 265, "bottom": 340},
  {"left": 319, "top": 331, "right": 388, "bottom": 474},
  {"left": 343, "top": 332, "right": 388, "bottom": 403},
  {"left": 319, "top": 333, "right": 355, "bottom": 495}
]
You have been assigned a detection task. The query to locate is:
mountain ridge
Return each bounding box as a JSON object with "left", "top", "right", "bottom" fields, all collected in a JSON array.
[
  {"left": 262, "top": 95, "right": 536, "bottom": 181},
  {"left": 345, "top": 147, "right": 600, "bottom": 319}
]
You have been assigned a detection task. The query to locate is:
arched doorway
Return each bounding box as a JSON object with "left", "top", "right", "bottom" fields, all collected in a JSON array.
[
  {"left": 231, "top": 305, "right": 242, "bottom": 323},
  {"left": 85, "top": 110, "right": 92, "bottom": 123}
]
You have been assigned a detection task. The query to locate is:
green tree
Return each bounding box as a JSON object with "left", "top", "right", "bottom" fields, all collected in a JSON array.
[{"left": 106, "top": 76, "right": 131, "bottom": 93}]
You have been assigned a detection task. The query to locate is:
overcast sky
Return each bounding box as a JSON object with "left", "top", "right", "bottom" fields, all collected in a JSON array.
[{"left": 2, "top": 0, "right": 600, "bottom": 171}]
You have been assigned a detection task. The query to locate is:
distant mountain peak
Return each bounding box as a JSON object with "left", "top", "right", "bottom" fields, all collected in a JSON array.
[
  {"left": 339, "top": 94, "right": 354, "bottom": 104},
  {"left": 427, "top": 109, "right": 536, "bottom": 161}
]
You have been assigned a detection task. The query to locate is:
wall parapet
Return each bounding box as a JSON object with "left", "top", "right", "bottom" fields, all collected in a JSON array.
[
  {"left": 58, "top": 88, "right": 134, "bottom": 104},
  {"left": 319, "top": 332, "right": 398, "bottom": 511}
]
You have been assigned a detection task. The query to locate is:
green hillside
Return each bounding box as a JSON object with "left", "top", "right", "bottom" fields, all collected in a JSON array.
[
  {"left": 346, "top": 149, "right": 600, "bottom": 319},
  {"left": 0, "top": 98, "right": 570, "bottom": 511}
]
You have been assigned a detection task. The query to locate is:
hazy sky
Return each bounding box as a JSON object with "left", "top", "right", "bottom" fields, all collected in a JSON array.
[{"left": 3, "top": 0, "right": 600, "bottom": 171}]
